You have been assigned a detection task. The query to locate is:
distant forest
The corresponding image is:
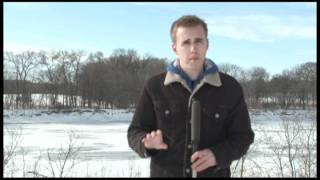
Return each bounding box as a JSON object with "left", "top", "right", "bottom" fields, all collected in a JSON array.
[{"left": 3, "top": 49, "right": 316, "bottom": 110}]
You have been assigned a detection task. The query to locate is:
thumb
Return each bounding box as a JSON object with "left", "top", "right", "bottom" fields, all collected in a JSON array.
[
  {"left": 159, "top": 142, "right": 168, "bottom": 149},
  {"left": 156, "top": 129, "right": 168, "bottom": 149}
]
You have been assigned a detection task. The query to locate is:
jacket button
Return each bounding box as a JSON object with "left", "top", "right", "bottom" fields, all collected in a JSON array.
[
  {"left": 165, "top": 110, "right": 170, "bottom": 115},
  {"left": 215, "top": 113, "right": 220, "bottom": 119},
  {"left": 188, "top": 144, "right": 192, "bottom": 149},
  {"left": 186, "top": 168, "right": 190, "bottom": 173}
]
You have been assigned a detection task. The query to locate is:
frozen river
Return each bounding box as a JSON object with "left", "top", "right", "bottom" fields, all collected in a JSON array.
[
  {"left": 3, "top": 108, "right": 317, "bottom": 177},
  {"left": 4, "top": 109, "right": 150, "bottom": 177}
]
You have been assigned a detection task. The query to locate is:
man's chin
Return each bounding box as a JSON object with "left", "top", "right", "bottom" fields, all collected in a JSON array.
[
  {"left": 187, "top": 60, "right": 204, "bottom": 67},
  {"left": 189, "top": 58, "right": 204, "bottom": 63},
  {"left": 189, "top": 58, "right": 198, "bottom": 62}
]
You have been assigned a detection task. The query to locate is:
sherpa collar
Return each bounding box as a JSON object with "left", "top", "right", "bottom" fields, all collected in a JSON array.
[{"left": 164, "top": 58, "right": 222, "bottom": 90}]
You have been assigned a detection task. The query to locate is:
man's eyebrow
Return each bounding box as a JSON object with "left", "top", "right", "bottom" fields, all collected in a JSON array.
[
  {"left": 181, "top": 37, "right": 204, "bottom": 44},
  {"left": 195, "top": 37, "right": 204, "bottom": 42},
  {"left": 182, "top": 39, "right": 191, "bottom": 44}
]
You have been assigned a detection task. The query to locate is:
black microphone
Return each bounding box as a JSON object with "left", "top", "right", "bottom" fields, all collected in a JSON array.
[{"left": 191, "top": 99, "right": 201, "bottom": 178}]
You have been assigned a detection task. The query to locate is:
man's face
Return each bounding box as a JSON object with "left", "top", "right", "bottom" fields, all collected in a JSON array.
[{"left": 172, "top": 25, "right": 209, "bottom": 71}]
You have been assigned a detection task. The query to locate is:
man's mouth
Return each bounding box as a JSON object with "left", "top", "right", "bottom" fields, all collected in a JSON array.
[
  {"left": 190, "top": 54, "right": 199, "bottom": 60},
  {"left": 190, "top": 56, "right": 199, "bottom": 60}
]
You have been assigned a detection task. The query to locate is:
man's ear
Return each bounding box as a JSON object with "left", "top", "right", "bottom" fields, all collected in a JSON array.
[{"left": 172, "top": 43, "right": 177, "bottom": 54}]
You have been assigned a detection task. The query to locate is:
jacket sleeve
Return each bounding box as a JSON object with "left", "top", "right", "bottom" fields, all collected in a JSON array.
[
  {"left": 127, "top": 84, "right": 159, "bottom": 158},
  {"left": 209, "top": 89, "right": 255, "bottom": 169}
]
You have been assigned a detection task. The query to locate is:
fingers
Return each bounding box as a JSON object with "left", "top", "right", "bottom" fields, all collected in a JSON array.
[
  {"left": 191, "top": 154, "right": 207, "bottom": 170},
  {"left": 156, "top": 129, "right": 162, "bottom": 135},
  {"left": 191, "top": 151, "right": 201, "bottom": 162},
  {"left": 144, "top": 133, "right": 152, "bottom": 147},
  {"left": 156, "top": 130, "right": 168, "bottom": 149},
  {"left": 191, "top": 149, "right": 216, "bottom": 172},
  {"left": 145, "top": 130, "right": 162, "bottom": 139},
  {"left": 151, "top": 131, "right": 156, "bottom": 138},
  {"left": 193, "top": 158, "right": 211, "bottom": 172},
  {"left": 142, "top": 130, "right": 168, "bottom": 150}
]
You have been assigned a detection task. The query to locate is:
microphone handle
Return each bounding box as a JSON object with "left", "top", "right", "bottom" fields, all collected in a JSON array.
[
  {"left": 192, "top": 140, "right": 199, "bottom": 178},
  {"left": 190, "top": 99, "right": 200, "bottom": 178},
  {"left": 192, "top": 140, "right": 199, "bottom": 154}
]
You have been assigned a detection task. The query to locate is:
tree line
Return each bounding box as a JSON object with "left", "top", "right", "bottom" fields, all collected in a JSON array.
[{"left": 3, "top": 49, "right": 316, "bottom": 110}]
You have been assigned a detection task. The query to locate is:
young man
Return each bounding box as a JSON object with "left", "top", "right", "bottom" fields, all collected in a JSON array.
[{"left": 127, "top": 15, "right": 254, "bottom": 177}]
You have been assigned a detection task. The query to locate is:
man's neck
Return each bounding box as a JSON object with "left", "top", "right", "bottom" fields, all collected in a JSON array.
[
  {"left": 183, "top": 68, "right": 202, "bottom": 80},
  {"left": 176, "top": 59, "right": 205, "bottom": 80}
]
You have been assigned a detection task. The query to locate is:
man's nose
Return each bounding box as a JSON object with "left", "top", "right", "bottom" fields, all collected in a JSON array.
[{"left": 190, "top": 44, "right": 196, "bottom": 53}]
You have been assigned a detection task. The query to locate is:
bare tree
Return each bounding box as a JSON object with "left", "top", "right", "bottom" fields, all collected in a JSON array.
[
  {"left": 48, "top": 130, "right": 81, "bottom": 177},
  {"left": 77, "top": 49, "right": 168, "bottom": 109},
  {"left": 264, "top": 130, "right": 287, "bottom": 177},
  {"left": 3, "top": 127, "right": 23, "bottom": 171},
  {"left": 297, "top": 119, "right": 317, "bottom": 177},
  {"left": 293, "top": 62, "right": 316, "bottom": 109},
  {"left": 4, "top": 51, "right": 38, "bottom": 109},
  {"left": 64, "top": 50, "right": 85, "bottom": 108},
  {"left": 282, "top": 116, "right": 302, "bottom": 177},
  {"left": 38, "top": 50, "right": 63, "bottom": 108},
  {"left": 269, "top": 70, "right": 295, "bottom": 109},
  {"left": 249, "top": 67, "right": 270, "bottom": 108},
  {"left": 261, "top": 113, "right": 317, "bottom": 177},
  {"left": 27, "top": 130, "right": 82, "bottom": 177},
  {"left": 231, "top": 138, "right": 262, "bottom": 177},
  {"left": 218, "top": 63, "right": 244, "bottom": 82}
]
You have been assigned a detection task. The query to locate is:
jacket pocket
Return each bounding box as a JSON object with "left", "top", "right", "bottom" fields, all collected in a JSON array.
[
  {"left": 153, "top": 100, "right": 185, "bottom": 144},
  {"left": 202, "top": 105, "right": 230, "bottom": 144}
]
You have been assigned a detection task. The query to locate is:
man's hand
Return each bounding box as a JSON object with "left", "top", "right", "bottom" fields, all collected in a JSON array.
[
  {"left": 142, "top": 129, "right": 168, "bottom": 150},
  {"left": 191, "top": 149, "right": 217, "bottom": 172}
]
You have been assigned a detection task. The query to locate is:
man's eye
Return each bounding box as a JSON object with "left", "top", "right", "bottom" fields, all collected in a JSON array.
[{"left": 182, "top": 41, "right": 190, "bottom": 45}]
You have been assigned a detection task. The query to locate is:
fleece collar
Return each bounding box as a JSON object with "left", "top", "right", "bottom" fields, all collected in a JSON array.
[{"left": 164, "top": 58, "right": 222, "bottom": 91}]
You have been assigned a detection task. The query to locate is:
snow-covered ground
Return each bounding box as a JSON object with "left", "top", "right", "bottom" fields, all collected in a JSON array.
[{"left": 3, "top": 108, "right": 317, "bottom": 177}]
